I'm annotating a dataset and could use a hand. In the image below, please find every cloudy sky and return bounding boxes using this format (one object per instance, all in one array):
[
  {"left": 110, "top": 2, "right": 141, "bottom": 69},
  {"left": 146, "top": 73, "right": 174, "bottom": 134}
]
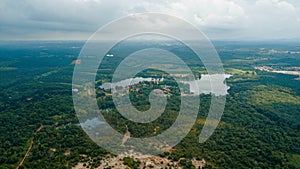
[{"left": 1, "top": 0, "right": 300, "bottom": 40}]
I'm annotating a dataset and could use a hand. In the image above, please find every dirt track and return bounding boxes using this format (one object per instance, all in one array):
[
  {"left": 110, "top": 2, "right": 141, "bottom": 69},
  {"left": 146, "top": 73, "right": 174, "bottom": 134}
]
[{"left": 16, "top": 124, "right": 44, "bottom": 169}]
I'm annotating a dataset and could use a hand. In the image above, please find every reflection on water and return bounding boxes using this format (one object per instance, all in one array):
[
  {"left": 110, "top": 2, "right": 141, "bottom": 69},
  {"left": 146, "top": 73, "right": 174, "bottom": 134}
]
[
  {"left": 100, "top": 77, "right": 162, "bottom": 90},
  {"left": 182, "top": 74, "right": 232, "bottom": 96},
  {"left": 83, "top": 74, "right": 232, "bottom": 132},
  {"left": 81, "top": 117, "right": 105, "bottom": 130},
  {"left": 99, "top": 74, "right": 232, "bottom": 96},
  {"left": 81, "top": 117, "right": 114, "bottom": 137}
]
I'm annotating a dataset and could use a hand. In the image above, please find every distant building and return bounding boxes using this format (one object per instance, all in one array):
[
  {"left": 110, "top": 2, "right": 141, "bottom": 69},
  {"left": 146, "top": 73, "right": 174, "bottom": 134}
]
[
  {"left": 72, "top": 88, "right": 79, "bottom": 92},
  {"left": 71, "top": 60, "right": 81, "bottom": 65},
  {"left": 153, "top": 89, "right": 164, "bottom": 94},
  {"left": 106, "top": 54, "right": 114, "bottom": 57}
]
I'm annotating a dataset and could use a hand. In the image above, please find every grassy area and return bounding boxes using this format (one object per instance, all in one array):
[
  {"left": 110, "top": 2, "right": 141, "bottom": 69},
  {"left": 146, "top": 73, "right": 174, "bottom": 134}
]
[
  {"left": 287, "top": 154, "right": 300, "bottom": 168},
  {"left": 225, "top": 68, "right": 256, "bottom": 76},
  {"left": 0, "top": 67, "right": 17, "bottom": 71},
  {"left": 35, "top": 69, "right": 59, "bottom": 79},
  {"left": 247, "top": 85, "right": 300, "bottom": 105}
]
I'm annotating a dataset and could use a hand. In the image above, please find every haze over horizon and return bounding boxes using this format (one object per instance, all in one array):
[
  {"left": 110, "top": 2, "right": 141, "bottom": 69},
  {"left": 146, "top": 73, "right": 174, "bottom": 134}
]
[{"left": 1, "top": 0, "right": 300, "bottom": 41}]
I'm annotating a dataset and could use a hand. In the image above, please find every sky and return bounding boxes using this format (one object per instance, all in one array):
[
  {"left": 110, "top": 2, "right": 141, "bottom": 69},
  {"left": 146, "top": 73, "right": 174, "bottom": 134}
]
[{"left": 0, "top": 0, "right": 300, "bottom": 40}]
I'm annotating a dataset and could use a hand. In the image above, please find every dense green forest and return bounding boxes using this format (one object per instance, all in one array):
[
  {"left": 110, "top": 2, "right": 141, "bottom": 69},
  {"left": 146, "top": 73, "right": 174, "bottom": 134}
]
[{"left": 0, "top": 41, "right": 299, "bottom": 168}]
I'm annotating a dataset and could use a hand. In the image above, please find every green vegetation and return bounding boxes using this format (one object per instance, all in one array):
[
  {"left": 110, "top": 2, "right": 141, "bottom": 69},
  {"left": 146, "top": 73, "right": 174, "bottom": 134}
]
[
  {"left": 225, "top": 68, "right": 256, "bottom": 76},
  {"left": 245, "top": 85, "right": 300, "bottom": 105},
  {"left": 287, "top": 154, "right": 300, "bottom": 168},
  {"left": 123, "top": 157, "right": 141, "bottom": 169},
  {"left": 0, "top": 41, "right": 299, "bottom": 168}
]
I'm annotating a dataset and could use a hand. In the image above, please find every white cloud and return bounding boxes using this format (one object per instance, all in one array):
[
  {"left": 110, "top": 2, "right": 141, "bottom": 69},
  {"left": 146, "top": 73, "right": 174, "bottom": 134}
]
[
  {"left": 126, "top": 0, "right": 247, "bottom": 28},
  {"left": 240, "top": 0, "right": 300, "bottom": 39},
  {"left": 129, "top": 0, "right": 300, "bottom": 39},
  {"left": 0, "top": 0, "right": 299, "bottom": 40},
  {"left": 166, "top": 0, "right": 246, "bottom": 28}
]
